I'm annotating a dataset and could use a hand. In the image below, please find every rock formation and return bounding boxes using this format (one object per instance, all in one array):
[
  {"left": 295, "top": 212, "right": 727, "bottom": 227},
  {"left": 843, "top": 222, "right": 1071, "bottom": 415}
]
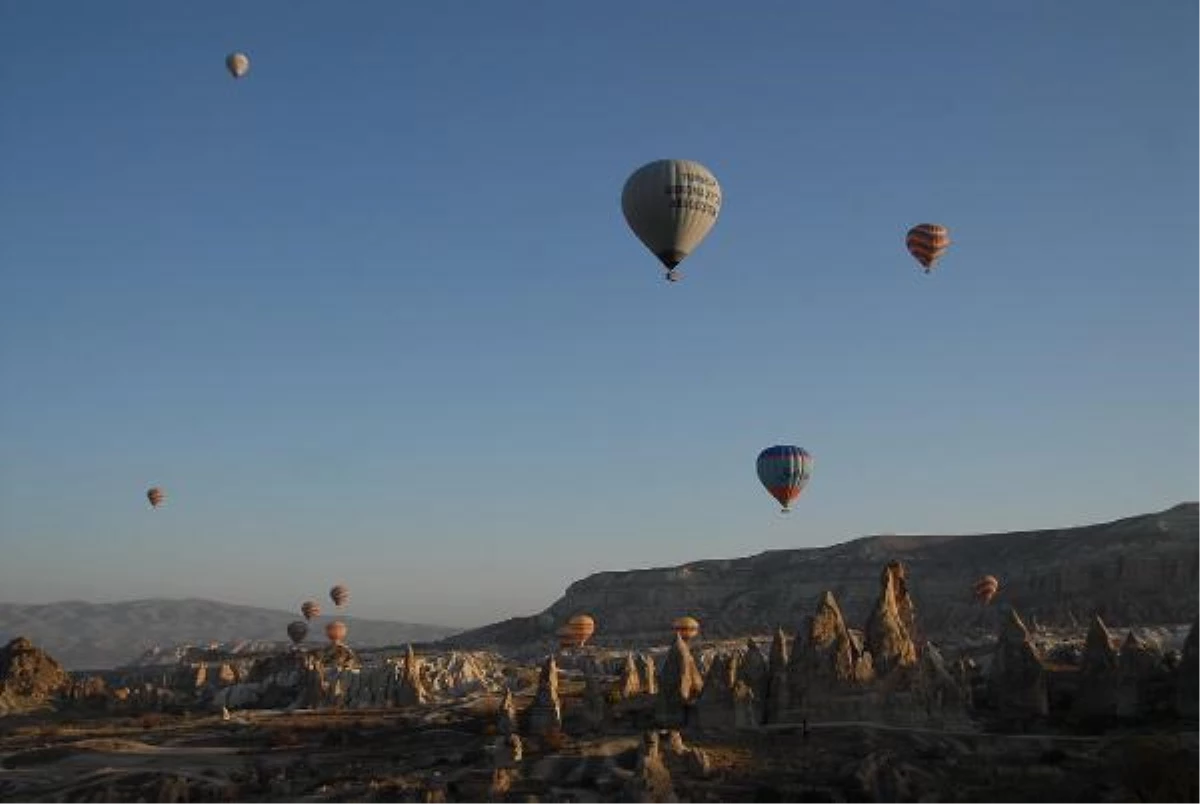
[
  {"left": 622, "top": 730, "right": 677, "bottom": 803},
  {"left": 1176, "top": 620, "right": 1198, "bottom": 720},
  {"left": 780, "top": 591, "right": 875, "bottom": 722},
  {"left": 1113, "top": 631, "right": 1163, "bottom": 719},
  {"left": 694, "top": 651, "right": 740, "bottom": 729},
  {"left": 736, "top": 637, "right": 768, "bottom": 724},
  {"left": 656, "top": 634, "right": 704, "bottom": 727},
  {"left": 397, "top": 644, "right": 429, "bottom": 705},
  {"left": 1074, "top": 615, "right": 1119, "bottom": 722},
  {"left": 618, "top": 652, "right": 643, "bottom": 698},
  {"left": 764, "top": 627, "right": 789, "bottom": 723},
  {"left": 639, "top": 652, "right": 658, "bottom": 696},
  {"left": 525, "top": 655, "right": 562, "bottom": 736},
  {"left": 580, "top": 656, "right": 607, "bottom": 730},
  {"left": 908, "top": 641, "right": 970, "bottom": 724},
  {"left": 496, "top": 687, "right": 518, "bottom": 735},
  {"left": 0, "top": 636, "right": 69, "bottom": 703},
  {"left": 491, "top": 732, "right": 523, "bottom": 769},
  {"left": 864, "top": 560, "right": 919, "bottom": 675},
  {"left": 988, "top": 608, "right": 1048, "bottom": 719}
]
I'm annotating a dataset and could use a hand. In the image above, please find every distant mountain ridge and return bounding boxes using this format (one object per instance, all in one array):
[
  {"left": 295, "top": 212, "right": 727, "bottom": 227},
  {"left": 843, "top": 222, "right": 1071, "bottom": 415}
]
[
  {"left": 0, "top": 598, "right": 457, "bottom": 670},
  {"left": 444, "top": 502, "right": 1200, "bottom": 650}
]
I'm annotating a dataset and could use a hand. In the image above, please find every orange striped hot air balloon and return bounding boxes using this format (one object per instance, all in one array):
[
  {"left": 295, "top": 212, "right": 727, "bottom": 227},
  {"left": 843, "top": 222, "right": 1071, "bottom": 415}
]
[
  {"left": 301, "top": 600, "right": 321, "bottom": 621},
  {"left": 672, "top": 616, "right": 701, "bottom": 641},
  {"left": 973, "top": 575, "right": 999, "bottom": 605},
  {"left": 558, "top": 614, "right": 596, "bottom": 648},
  {"left": 329, "top": 585, "right": 349, "bottom": 608},
  {"left": 905, "top": 223, "right": 951, "bottom": 274},
  {"left": 146, "top": 487, "right": 166, "bottom": 508},
  {"left": 325, "top": 620, "right": 347, "bottom": 645}
]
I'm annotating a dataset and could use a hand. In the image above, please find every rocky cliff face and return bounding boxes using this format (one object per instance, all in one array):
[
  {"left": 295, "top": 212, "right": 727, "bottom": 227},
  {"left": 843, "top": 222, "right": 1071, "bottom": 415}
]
[{"left": 445, "top": 503, "right": 1198, "bottom": 649}]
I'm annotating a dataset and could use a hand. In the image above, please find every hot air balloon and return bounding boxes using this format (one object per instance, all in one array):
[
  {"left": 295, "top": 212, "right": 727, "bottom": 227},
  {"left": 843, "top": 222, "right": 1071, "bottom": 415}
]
[
  {"left": 146, "top": 487, "right": 165, "bottom": 508},
  {"left": 287, "top": 620, "right": 308, "bottom": 645},
  {"left": 622, "top": 159, "right": 722, "bottom": 282},
  {"left": 325, "top": 620, "right": 347, "bottom": 645},
  {"left": 672, "top": 616, "right": 701, "bottom": 641},
  {"left": 301, "top": 600, "right": 321, "bottom": 621},
  {"left": 905, "top": 223, "right": 951, "bottom": 274},
  {"left": 225, "top": 52, "right": 250, "bottom": 79},
  {"left": 973, "top": 575, "right": 999, "bottom": 605},
  {"left": 755, "top": 445, "right": 813, "bottom": 513},
  {"left": 330, "top": 585, "right": 349, "bottom": 608},
  {"left": 558, "top": 614, "right": 596, "bottom": 649}
]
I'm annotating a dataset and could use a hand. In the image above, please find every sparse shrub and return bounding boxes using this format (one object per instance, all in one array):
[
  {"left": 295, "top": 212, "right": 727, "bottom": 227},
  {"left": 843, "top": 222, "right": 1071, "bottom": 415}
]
[
  {"left": 138, "top": 713, "right": 164, "bottom": 730},
  {"left": 543, "top": 727, "right": 568, "bottom": 752},
  {"left": 1117, "top": 736, "right": 1199, "bottom": 802},
  {"left": 267, "top": 728, "right": 304, "bottom": 749},
  {"left": 472, "top": 697, "right": 501, "bottom": 718}
]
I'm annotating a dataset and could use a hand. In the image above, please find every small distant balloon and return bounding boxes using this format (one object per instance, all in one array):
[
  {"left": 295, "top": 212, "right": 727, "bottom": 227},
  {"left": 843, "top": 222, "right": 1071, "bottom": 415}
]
[
  {"left": 622, "top": 159, "right": 722, "bottom": 283},
  {"left": 330, "top": 585, "right": 349, "bottom": 608},
  {"left": 287, "top": 620, "right": 308, "bottom": 645},
  {"left": 672, "top": 616, "right": 700, "bottom": 641},
  {"left": 325, "top": 620, "right": 347, "bottom": 645},
  {"left": 226, "top": 52, "right": 250, "bottom": 79},
  {"left": 973, "top": 575, "right": 999, "bottom": 605},
  {"left": 301, "top": 600, "right": 321, "bottom": 621},
  {"left": 146, "top": 487, "right": 165, "bottom": 508},
  {"left": 905, "top": 223, "right": 951, "bottom": 274},
  {"left": 755, "top": 445, "right": 813, "bottom": 513}
]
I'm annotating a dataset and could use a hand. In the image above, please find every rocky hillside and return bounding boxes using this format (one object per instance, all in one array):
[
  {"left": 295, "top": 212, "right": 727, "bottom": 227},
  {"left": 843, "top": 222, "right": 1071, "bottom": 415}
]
[
  {"left": 0, "top": 599, "right": 457, "bottom": 670},
  {"left": 446, "top": 503, "right": 1198, "bottom": 649}
]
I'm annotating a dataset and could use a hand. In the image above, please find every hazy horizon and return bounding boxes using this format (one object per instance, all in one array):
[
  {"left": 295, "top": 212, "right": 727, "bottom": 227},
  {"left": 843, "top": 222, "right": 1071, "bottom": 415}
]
[{"left": 1, "top": 1, "right": 1196, "bottom": 630}]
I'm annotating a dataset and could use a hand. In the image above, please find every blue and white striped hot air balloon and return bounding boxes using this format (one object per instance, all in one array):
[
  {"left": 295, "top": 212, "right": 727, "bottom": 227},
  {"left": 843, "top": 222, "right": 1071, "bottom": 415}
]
[{"left": 755, "top": 445, "right": 813, "bottom": 513}]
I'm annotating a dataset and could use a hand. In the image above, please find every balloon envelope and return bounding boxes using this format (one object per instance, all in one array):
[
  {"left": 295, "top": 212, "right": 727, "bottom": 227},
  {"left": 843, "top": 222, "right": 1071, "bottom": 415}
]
[
  {"left": 559, "top": 614, "right": 596, "bottom": 648},
  {"left": 330, "top": 585, "right": 349, "bottom": 607},
  {"left": 973, "top": 575, "right": 999, "bottom": 605},
  {"left": 755, "top": 446, "right": 813, "bottom": 512},
  {"left": 906, "top": 223, "right": 951, "bottom": 273},
  {"left": 325, "top": 620, "right": 347, "bottom": 644},
  {"left": 301, "top": 601, "right": 321, "bottom": 621},
  {"left": 287, "top": 621, "right": 308, "bottom": 645},
  {"left": 621, "top": 159, "right": 722, "bottom": 281},
  {"left": 672, "top": 616, "right": 700, "bottom": 641},
  {"left": 146, "top": 487, "right": 165, "bottom": 508},
  {"left": 226, "top": 52, "right": 250, "bottom": 79}
]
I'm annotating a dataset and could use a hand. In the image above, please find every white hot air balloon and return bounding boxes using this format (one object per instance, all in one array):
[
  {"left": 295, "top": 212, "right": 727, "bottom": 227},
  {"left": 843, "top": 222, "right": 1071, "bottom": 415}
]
[
  {"left": 226, "top": 52, "right": 250, "bottom": 79},
  {"left": 621, "top": 159, "right": 722, "bottom": 282}
]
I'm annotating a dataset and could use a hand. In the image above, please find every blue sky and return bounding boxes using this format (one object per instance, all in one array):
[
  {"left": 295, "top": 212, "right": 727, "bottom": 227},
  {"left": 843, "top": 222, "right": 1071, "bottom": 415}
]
[{"left": 1, "top": 1, "right": 1195, "bottom": 629}]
